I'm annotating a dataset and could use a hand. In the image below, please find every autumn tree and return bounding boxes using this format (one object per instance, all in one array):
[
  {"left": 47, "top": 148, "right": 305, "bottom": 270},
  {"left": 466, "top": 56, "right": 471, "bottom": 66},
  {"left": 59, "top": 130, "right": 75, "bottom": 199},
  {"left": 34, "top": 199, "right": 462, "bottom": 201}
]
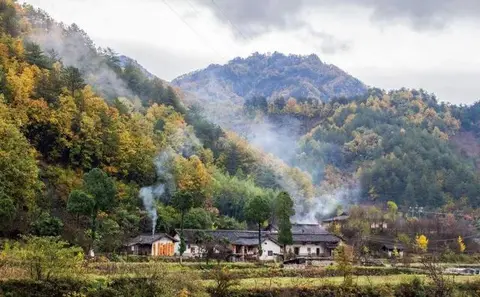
[
  {"left": 172, "top": 155, "right": 211, "bottom": 261},
  {"left": 67, "top": 168, "right": 116, "bottom": 253},
  {"left": 275, "top": 191, "right": 294, "bottom": 259},
  {"left": 457, "top": 236, "right": 466, "bottom": 253},
  {"left": 415, "top": 234, "right": 429, "bottom": 253},
  {"left": 0, "top": 115, "right": 40, "bottom": 235},
  {"left": 334, "top": 242, "right": 354, "bottom": 286},
  {"left": 387, "top": 201, "right": 398, "bottom": 222},
  {"left": 245, "top": 195, "right": 271, "bottom": 257}
]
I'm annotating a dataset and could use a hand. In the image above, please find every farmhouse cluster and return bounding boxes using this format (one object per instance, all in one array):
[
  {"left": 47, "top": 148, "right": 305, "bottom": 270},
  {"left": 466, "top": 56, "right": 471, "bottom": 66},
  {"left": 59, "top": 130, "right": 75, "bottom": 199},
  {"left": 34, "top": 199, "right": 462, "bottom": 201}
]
[{"left": 124, "top": 223, "right": 341, "bottom": 261}]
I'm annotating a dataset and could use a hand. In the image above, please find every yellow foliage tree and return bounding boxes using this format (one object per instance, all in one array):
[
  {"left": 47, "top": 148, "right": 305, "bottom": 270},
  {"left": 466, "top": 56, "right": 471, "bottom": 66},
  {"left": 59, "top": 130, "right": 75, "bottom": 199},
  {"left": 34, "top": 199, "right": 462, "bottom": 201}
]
[
  {"left": 457, "top": 236, "right": 466, "bottom": 253},
  {"left": 415, "top": 234, "right": 429, "bottom": 252}
]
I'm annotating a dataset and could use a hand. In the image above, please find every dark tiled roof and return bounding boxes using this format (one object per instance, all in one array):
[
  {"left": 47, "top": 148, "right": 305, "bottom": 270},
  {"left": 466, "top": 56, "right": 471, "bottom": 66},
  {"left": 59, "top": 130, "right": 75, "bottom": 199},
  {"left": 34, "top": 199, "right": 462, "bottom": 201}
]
[
  {"left": 269, "top": 233, "right": 340, "bottom": 244},
  {"left": 382, "top": 243, "right": 405, "bottom": 250},
  {"left": 291, "top": 224, "right": 330, "bottom": 234},
  {"left": 232, "top": 237, "right": 260, "bottom": 246},
  {"left": 181, "top": 229, "right": 263, "bottom": 243},
  {"left": 267, "top": 223, "right": 330, "bottom": 234},
  {"left": 322, "top": 215, "right": 350, "bottom": 223},
  {"left": 181, "top": 228, "right": 339, "bottom": 245},
  {"left": 125, "top": 233, "right": 177, "bottom": 246}
]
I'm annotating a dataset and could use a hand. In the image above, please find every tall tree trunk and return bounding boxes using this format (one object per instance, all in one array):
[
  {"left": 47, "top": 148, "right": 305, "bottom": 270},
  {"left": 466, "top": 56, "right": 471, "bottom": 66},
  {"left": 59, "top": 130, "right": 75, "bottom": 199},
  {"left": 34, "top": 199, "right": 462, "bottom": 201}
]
[
  {"left": 258, "top": 222, "right": 262, "bottom": 260},
  {"left": 180, "top": 211, "right": 185, "bottom": 264},
  {"left": 89, "top": 210, "right": 97, "bottom": 257}
]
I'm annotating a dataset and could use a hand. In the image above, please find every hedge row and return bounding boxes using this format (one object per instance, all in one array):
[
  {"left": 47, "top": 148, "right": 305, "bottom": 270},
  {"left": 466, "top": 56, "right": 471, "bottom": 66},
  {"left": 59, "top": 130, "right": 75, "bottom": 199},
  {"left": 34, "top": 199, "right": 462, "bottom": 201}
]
[
  {"left": 218, "top": 281, "right": 480, "bottom": 297},
  {"left": 3, "top": 278, "right": 480, "bottom": 297},
  {"left": 200, "top": 267, "right": 420, "bottom": 280},
  {"left": 0, "top": 278, "right": 163, "bottom": 297}
]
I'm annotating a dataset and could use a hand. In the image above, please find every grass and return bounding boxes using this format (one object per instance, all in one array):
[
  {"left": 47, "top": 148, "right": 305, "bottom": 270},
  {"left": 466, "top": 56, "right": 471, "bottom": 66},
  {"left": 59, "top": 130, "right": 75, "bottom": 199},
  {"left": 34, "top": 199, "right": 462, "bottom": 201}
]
[{"left": 203, "top": 275, "right": 480, "bottom": 289}]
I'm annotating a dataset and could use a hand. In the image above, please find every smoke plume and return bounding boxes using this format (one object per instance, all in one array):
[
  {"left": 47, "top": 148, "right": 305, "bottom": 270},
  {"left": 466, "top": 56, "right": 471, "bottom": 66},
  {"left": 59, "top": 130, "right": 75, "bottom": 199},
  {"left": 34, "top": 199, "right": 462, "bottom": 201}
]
[{"left": 139, "top": 125, "right": 202, "bottom": 234}]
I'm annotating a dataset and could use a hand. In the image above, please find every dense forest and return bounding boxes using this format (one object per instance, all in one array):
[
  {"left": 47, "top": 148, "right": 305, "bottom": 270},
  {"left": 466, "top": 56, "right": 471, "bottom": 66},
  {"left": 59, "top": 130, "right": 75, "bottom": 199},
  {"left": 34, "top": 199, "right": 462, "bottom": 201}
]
[
  {"left": 2, "top": 0, "right": 480, "bottom": 256},
  {"left": 0, "top": 1, "right": 311, "bottom": 253},
  {"left": 244, "top": 89, "right": 480, "bottom": 209}
]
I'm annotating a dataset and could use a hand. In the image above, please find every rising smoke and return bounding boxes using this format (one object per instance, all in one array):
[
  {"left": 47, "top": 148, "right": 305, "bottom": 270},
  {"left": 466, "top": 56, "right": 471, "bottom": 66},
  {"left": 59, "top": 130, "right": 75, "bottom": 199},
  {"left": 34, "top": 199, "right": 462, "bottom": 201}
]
[
  {"left": 139, "top": 151, "right": 174, "bottom": 235},
  {"left": 139, "top": 126, "right": 203, "bottom": 235},
  {"left": 188, "top": 93, "right": 357, "bottom": 223}
]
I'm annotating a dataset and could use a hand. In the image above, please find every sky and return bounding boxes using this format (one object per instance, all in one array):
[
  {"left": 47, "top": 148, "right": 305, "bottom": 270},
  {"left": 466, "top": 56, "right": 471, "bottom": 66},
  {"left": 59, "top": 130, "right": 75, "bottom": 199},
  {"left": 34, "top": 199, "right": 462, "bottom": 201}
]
[{"left": 22, "top": 0, "right": 480, "bottom": 105}]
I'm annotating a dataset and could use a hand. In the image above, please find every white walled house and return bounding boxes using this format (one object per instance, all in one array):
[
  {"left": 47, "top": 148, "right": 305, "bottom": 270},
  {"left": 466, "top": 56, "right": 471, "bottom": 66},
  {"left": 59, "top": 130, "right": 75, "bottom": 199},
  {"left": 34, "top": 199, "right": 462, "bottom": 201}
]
[
  {"left": 267, "top": 223, "right": 341, "bottom": 258},
  {"left": 259, "top": 238, "right": 282, "bottom": 261},
  {"left": 126, "top": 223, "right": 340, "bottom": 262}
]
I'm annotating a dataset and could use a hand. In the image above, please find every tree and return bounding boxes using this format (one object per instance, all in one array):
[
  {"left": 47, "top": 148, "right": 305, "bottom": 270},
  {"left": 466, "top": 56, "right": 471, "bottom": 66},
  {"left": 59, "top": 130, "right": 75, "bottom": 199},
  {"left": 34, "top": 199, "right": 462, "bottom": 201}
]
[
  {"left": 415, "top": 234, "right": 429, "bottom": 253},
  {"left": 334, "top": 242, "right": 354, "bottom": 286},
  {"left": 96, "top": 217, "right": 122, "bottom": 253},
  {"left": 30, "top": 212, "right": 63, "bottom": 236},
  {"left": 184, "top": 208, "right": 213, "bottom": 229},
  {"left": 0, "top": 117, "right": 40, "bottom": 235},
  {"left": 387, "top": 201, "right": 398, "bottom": 222},
  {"left": 172, "top": 190, "right": 198, "bottom": 262},
  {"left": 457, "top": 236, "right": 466, "bottom": 253},
  {"left": 275, "top": 191, "right": 294, "bottom": 259},
  {"left": 2, "top": 236, "right": 84, "bottom": 280},
  {"left": 62, "top": 66, "right": 85, "bottom": 96},
  {"left": 245, "top": 195, "right": 271, "bottom": 258},
  {"left": 67, "top": 168, "right": 116, "bottom": 252},
  {"left": 24, "top": 42, "right": 52, "bottom": 69}
]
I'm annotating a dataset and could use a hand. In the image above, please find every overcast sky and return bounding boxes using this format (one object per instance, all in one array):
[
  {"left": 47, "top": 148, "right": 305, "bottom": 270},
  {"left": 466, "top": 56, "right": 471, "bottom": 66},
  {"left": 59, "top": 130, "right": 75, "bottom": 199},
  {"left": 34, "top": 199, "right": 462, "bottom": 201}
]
[{"left": 23, "top": 0, "right": 480, "bottom": 105}]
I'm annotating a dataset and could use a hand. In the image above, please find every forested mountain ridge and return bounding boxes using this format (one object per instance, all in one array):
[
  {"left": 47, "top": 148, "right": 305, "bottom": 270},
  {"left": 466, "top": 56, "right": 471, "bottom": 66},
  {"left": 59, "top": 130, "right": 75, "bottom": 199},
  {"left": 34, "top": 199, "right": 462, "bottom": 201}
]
[
  {"left": 2, "top": 0, "right": 480, "bottom": 256},
  {"left": 0, "top": 1, "right": 315, "bottom": 252},
  {"left": 241, "top": 88, "right": 480, "bottom": 209},
  {"left": 172, "top": 52, "right": 368, "bottom": 103}
]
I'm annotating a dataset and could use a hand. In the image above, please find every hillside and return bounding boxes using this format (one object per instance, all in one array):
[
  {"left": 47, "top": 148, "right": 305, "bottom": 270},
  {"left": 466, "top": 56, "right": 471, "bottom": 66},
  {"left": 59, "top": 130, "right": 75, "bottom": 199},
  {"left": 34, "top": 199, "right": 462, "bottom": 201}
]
[
  {"left": 3, "top": 0, "right": 480, "bottom": 254},
  {"left": 172, "top": 52, "right": 367, "bottom": 102},
  {"left": 0, "top": 2, "right": 317, "bottom": 252},
  {"left": 239, "top": 87, "right": 480, "bottom": 209}
]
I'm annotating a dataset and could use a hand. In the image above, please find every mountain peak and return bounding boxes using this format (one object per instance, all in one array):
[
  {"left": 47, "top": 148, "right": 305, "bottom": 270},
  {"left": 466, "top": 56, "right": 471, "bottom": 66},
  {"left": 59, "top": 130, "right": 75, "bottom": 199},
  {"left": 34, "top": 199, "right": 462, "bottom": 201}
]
[{"left": 172, "top": 52, "right": 366, "bottom": 102}]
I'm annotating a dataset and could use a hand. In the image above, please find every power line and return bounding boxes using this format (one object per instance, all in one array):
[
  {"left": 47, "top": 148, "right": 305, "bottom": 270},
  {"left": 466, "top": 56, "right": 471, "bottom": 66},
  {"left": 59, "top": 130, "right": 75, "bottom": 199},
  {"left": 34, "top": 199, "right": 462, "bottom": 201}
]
[
  {"left": 185, "top": 0, "right": 202, "bottom": 16},
  {"left": 210, "top": 0, "right": 251, "bottom": 41},
  {"left": 160, "top": 0, "right": 224, "bottom": 58}
]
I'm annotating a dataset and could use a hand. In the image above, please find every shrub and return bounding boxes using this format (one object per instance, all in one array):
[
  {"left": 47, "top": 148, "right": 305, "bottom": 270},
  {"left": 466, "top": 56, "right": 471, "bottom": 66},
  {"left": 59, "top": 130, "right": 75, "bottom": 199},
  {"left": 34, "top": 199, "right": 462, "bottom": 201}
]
[
  {"left": 208, "top": 266, "right": 240, "bottom": 297},
  {"left": 2, "top": 236, "right": 84, "bottom": 280}
]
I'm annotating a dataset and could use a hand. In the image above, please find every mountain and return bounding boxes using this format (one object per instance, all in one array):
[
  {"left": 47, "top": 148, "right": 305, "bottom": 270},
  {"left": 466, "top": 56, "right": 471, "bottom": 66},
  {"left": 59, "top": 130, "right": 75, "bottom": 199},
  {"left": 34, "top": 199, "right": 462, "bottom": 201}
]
[
  {"left": 172, "top": 52, "right": 368, "bottom": 102},
  {"left": 118, "top": 55, "right": 156, "bottom": 80},
  {"left": 1, "top": 2, "right": 320, "bottom": 244}
]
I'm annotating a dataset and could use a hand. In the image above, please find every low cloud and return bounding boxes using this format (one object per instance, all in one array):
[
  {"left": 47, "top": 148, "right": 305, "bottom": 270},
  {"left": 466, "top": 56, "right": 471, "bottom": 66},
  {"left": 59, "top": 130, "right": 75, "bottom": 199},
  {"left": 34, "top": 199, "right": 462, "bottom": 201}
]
[{"left": 193, "top": 0, "right": 480, "bottom": 35}]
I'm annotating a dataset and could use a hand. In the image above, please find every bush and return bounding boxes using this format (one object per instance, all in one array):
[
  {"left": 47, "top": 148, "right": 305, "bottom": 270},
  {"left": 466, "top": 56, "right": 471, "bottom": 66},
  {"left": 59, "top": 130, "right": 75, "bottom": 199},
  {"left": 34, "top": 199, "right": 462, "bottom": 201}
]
[
  {"left": 0, "top": 279, "right": 87, "bottom": 297},
  {"left": 2, "top": 236, "right": 84, "bottom": 280}
]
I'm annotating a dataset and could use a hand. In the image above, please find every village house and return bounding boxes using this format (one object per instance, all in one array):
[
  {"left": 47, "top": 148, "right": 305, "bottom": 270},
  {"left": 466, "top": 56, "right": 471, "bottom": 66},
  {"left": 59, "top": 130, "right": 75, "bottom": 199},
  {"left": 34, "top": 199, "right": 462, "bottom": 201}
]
[
  {"left": 123, "top": 233, "right": 178, "bottom": 256},
  {"left": 179, "top": 229, "right": 281, "bottom": 261},
  {"left": 123, "top": 223, "right": 341, "bottom": 261},
  {"left": 322, "top": 212, "right": 388, "bottom": 231},
  {"left": 266, "top": 223, "right": 341, "bottom": 258},
  {"left": 321, "top": 212, "right": 350, "bottom": 228},
  {"left": 178, "top": 223, "right": 341, "bottom": 261},
  {"left": 381, "top": 243, "right": 405, "bottom": 258}
]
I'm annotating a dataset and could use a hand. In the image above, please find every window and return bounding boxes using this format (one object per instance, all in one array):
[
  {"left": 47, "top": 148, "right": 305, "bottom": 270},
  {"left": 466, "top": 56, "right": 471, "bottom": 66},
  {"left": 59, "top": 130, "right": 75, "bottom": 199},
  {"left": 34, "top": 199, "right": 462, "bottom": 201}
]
[
  {"left": 316, "top": 248, "right": 320, "bottom": 256},
  {"left": 191, "top": 247, "right": 196, "bottom": 254},
  {"left": 131, "top": 246, "right": 135, "bottom": 251},
  {"left": 268, "top": 250, "right": 273, "bottom": 256},
  {"left": 307, "top": 247, "right": 311, "bottom": 254},
  {"left": 294, "top": 247, "right": 300, "bottom": 255}
]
